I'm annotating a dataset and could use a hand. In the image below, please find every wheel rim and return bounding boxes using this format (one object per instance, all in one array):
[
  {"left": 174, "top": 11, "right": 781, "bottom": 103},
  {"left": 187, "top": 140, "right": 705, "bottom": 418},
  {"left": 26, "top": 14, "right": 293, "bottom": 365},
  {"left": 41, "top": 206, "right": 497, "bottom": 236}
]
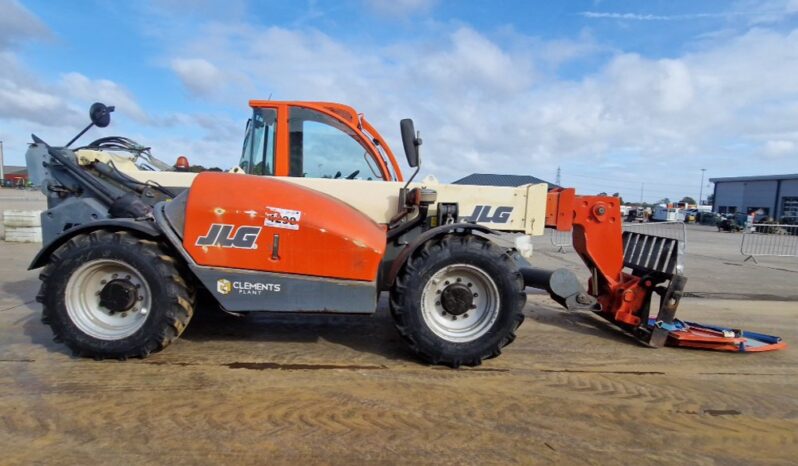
[
  {"left": 65, "top": 259, "right": 151, "bottom": 340},
  {"left": 421, "top": 264, "right": 501, "bottom": 343}
]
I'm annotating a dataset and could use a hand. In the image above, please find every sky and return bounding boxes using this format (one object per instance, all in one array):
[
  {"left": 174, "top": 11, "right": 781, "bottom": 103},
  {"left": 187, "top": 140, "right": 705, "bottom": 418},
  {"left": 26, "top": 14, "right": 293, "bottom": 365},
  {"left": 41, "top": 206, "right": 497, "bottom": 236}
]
[{"left": 1, "top": 0, "right": 798, "bottom": 203}]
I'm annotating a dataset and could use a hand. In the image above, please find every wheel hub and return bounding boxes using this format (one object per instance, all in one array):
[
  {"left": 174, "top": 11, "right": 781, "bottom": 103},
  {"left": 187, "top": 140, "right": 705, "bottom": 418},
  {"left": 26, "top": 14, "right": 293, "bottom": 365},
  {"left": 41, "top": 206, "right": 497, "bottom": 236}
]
[
  {"left": 66, "top": 259, "right": 152, "bottom": 340},
  {"left": 440, "top": 283, "right": 473, "bottom": 315},
  {"left": 420, "top": 264, "right": 501, "bottom": 343},
  {"left": 98, "top": 279, "right": 138, "bottom": 314}
]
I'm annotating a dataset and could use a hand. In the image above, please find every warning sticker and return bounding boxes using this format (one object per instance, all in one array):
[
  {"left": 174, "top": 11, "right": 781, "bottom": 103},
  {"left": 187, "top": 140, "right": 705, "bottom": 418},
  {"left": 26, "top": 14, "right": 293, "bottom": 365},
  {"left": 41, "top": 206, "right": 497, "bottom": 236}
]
[{"left": 265, "top": 207, "right": 302, "bottom": 230}]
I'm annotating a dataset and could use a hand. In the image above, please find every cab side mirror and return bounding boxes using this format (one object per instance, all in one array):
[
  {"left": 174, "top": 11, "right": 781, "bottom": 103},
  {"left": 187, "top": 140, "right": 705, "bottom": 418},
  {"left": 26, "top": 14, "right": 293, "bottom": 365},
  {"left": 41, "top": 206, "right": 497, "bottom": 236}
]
[
  {"left": 89, "top": 102, "right": 115, "bottom": 128},
  {"left": 400, "top": 118, "right": 422, "bottom": 168},
  {"left": 65, "top": 102, "right": 116, "bottom": 147}
]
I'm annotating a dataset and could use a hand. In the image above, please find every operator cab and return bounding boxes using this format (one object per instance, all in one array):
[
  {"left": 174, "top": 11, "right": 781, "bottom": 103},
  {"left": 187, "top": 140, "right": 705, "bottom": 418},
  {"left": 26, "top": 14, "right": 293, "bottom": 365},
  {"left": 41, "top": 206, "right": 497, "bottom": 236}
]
[{"left": 239, "top": 101, "right": 404, "bottom": 182}]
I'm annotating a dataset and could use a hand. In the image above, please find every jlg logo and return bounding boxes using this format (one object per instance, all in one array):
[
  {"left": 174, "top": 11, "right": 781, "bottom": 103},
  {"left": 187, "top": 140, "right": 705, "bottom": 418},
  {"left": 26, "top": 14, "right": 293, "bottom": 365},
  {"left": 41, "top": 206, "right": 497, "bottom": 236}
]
[
  {"left": 196, "top": 224, "right": 262, "bottom": 249},
  {"left": 461, "top": 205, "right": 513, "bottom": 224}
]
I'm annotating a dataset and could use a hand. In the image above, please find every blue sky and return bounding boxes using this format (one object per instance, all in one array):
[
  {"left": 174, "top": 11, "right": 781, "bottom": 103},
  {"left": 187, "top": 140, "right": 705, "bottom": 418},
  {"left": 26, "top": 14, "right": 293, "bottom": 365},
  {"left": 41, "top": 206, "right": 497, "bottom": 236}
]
[{"left": 2, "top": 0, "right": 798, "bottom": 202}]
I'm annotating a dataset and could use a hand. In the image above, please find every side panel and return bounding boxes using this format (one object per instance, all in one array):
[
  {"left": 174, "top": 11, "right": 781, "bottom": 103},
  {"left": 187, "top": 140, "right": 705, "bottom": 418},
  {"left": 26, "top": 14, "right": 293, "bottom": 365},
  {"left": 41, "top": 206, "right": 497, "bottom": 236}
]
[
  {"left": 189, "top": 265, "right": 377, "bottom": 313},
  {"left": 123, "top": 170, "right": 550, "bottom": 235},
  {"left": 182, "top": 172, "right": 386, "bottom": 282},
  {"left": 283, "top": 177, "right": 549, "bottom": 236}
]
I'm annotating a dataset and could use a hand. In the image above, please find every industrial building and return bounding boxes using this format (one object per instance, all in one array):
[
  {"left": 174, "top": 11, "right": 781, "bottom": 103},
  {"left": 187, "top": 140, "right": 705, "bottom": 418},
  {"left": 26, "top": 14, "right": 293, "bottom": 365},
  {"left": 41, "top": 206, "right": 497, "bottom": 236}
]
[
  {"left": 710, "top": 174, "right": 798, "bottom": 220},
  {"left": 2, "top": 165, "right": 29, "bottom": 187},
  {"left": 453, "top": 173, "right": 558, "bottom": 189}
]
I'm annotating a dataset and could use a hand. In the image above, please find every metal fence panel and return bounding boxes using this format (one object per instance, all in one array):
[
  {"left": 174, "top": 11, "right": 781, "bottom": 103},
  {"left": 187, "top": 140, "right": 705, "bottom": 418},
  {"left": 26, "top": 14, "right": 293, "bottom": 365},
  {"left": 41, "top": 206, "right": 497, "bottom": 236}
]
[
  {"left": 622, "top": 221, "right": 687, "bottom": 253},
  {"left": 741, "top": 224, "right": 798, "bottom": 262},
  {"left": 549, "top": 221, "right": 687, "bottom": 254},
  {"left": 550, "top": 228, "right": 573, "bottom": 253}
]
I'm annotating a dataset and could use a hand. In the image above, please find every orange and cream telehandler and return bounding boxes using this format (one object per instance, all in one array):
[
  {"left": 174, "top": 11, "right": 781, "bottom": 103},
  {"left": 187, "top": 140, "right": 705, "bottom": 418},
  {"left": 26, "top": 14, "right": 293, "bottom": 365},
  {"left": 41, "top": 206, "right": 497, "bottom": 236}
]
[{"left": 24, "top": 101, "right": 785, "bottom": 367}]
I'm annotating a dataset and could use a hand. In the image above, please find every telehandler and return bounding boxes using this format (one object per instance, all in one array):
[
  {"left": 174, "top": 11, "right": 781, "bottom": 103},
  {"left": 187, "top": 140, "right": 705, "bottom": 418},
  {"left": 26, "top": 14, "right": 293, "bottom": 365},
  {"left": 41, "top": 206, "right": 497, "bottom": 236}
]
[{"left": 24, "top": 102, "right": 784, "bottom": 366}]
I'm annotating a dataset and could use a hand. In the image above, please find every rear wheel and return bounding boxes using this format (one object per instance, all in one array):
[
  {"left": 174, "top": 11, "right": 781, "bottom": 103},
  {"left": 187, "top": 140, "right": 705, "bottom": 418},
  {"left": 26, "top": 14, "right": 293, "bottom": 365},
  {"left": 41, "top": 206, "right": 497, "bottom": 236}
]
[
  {"left": 37, "top": 230, "right": 194, "bottom": 359},
  {"left": 390, "top": 234, "right": 526, "bottom": 367}
]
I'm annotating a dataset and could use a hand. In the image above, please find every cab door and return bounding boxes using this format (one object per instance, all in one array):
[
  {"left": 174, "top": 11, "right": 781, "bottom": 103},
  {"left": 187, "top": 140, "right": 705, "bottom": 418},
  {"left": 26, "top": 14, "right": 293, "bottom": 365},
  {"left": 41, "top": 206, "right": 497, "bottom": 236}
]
[
  {"left": 285, "top": 105, "right": 389, "bottom": 181},
  {"left": 239, "top": 106, "right": 278, "bottom": 176}
]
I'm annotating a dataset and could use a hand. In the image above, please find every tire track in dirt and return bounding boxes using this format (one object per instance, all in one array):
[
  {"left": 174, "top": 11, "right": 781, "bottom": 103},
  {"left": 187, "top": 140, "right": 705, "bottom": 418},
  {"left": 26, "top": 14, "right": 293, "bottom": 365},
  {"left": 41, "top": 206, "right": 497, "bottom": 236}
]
[{"left": 3, "top": 294, "right": 798, "bottom": 464}]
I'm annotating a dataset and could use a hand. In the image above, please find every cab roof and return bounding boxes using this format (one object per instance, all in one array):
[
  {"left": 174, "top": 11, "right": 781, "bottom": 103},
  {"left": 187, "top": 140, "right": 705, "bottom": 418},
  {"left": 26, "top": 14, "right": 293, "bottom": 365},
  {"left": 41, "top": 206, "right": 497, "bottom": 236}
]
[{"left": 248, "top": 100, "right": 360, "bottom": 124}]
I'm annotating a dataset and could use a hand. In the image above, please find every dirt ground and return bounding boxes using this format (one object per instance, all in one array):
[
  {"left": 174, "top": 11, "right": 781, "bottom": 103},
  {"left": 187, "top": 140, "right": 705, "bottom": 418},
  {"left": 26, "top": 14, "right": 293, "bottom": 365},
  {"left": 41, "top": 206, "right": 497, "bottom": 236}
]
[{"left": 2, "top": 189, "right": 798, "bottom": 464}]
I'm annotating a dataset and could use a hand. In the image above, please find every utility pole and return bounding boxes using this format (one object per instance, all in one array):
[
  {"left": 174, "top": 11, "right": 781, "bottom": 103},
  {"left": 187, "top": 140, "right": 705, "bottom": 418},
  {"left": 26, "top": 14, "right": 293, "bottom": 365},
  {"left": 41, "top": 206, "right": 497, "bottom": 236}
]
[
  {"left": 556, "top": 166, "right": 561, "bottom": 186},
  {"left": 0, "top": 140, "right": 4, "bottom": 182},
  {"left": 699, "top": 168, "right": 706, "bottom": 205}
]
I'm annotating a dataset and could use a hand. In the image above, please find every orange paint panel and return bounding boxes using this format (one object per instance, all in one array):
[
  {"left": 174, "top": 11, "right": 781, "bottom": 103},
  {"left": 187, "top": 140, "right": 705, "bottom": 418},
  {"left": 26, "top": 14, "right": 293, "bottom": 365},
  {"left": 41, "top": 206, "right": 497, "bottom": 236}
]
[
  {"left": 183, "top": 172, "right": 386, "bottom": 282},
  {"left": 545, "top": 188, "right": 576, "bottom": 231},
  {"left": 361, "top": 117, "right": 403, "bottom": 181},
  {"left": 275, "top": 103, "right": 289, "bottom": 176}
]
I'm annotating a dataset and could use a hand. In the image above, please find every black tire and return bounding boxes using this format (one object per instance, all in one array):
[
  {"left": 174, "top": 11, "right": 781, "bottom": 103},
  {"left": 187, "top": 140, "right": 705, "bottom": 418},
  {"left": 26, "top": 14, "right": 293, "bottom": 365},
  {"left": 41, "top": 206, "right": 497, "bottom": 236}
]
[
  {"left": 390, "top": 234, "right": 526, "bottom": 367},
  {"left": 37, "top": 230, "right": 194, "bottom": 360}
]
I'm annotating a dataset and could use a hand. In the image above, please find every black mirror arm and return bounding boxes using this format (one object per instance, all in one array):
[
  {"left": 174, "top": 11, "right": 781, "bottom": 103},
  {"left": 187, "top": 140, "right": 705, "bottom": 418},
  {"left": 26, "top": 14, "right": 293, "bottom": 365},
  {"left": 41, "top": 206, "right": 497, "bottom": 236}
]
[
  {"left": 403, "top": 134, "right": 422, "bottom": 190},
  {"left": 403, "top": 165, "right": 421, "bottom": 190},
  {"left": 68, "top": 103, "right": 115, "bottom": 147},
  {"left": 65, "top": 122, "right": 95, "bottom": 148}
]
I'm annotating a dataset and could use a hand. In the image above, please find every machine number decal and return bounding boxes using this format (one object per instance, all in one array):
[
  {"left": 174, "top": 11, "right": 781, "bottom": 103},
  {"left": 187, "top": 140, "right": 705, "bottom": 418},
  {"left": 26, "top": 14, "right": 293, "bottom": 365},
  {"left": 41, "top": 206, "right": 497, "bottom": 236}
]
[
  {"left": 460, "top": 205, "right": 514, "bottom": 224},
  {"left": 265, "top": 206, "right": 302, "bottom": 230},
  {"left": 196, "top": 224, "right": 262, "bottom": 249}
]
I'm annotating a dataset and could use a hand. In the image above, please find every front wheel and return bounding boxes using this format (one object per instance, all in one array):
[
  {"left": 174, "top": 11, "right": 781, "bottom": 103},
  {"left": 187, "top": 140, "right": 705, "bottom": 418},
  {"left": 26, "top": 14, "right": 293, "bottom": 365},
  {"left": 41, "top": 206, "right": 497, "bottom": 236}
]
[
  {"left": 390, "top": 234, "right": 526, "bottom": 367},
  {"left": 37, "top": 230, "right": 194, "bottom": 359}
]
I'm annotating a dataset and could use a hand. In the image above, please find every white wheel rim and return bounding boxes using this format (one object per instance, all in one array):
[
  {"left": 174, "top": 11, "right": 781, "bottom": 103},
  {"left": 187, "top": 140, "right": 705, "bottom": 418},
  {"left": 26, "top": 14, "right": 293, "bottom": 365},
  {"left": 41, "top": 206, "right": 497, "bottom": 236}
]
[
  {"left": 65, "top": 259, "right": 151, "bottom": 340},
  {"left": 420, "top": 264, "right": 500, "bottom": 343}
]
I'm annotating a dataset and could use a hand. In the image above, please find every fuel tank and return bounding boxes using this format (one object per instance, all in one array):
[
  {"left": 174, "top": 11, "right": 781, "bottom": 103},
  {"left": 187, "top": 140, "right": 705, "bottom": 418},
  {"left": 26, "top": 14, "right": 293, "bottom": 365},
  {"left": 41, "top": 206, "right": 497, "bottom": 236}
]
[{"left": 182, "top": 172, "right": 386, "bottom": 282}]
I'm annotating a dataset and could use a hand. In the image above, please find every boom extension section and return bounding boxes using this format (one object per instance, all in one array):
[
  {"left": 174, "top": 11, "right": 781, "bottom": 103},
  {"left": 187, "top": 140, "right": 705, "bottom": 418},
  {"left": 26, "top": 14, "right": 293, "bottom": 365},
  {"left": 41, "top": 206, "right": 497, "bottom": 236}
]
[{"left": 523, "top": 188, "right": 785, "bottom": 352}]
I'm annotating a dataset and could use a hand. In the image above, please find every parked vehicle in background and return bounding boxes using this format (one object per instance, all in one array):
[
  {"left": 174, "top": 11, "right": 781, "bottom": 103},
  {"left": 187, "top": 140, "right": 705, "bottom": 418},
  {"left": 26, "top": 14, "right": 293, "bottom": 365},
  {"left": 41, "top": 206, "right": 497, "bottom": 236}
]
[
  {"left": 625, "top": 208, "right": 645, "bottom": 223},
  {"left": 717, "top": 213, "right": 744, "bottom": 232},
  {"left": 780, "top": 217, "right": 798, "bottom": 236},
  {"left": 699, "top": 211, "right": 721, "bottom": 225},
  {"left": 652, "top": 205, "right": 686, "bottom": 222}
]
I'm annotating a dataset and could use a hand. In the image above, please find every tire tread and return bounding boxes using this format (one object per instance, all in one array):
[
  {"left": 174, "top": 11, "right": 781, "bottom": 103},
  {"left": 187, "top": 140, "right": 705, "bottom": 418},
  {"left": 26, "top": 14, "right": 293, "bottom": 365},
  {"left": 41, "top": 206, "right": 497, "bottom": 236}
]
[
  {"left": 39, "top": 230, "right": 193, "bottom": 360},
  {"left": 390, "top": 233, "right": 526, "bottom": 367}
]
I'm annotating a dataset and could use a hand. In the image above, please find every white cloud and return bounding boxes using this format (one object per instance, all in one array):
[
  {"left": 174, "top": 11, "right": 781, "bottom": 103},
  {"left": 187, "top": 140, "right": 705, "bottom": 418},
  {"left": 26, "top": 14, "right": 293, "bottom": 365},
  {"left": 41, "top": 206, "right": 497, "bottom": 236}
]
[
  {"left": 764, "top": 139, "right": 796, "bottom": 156},
  {"left": 0, "top": 0, "right": 51, "bottom": 47},
  {"left": 0, "top": 2, "right": 72, "bottom": 126},
  {"left": 742, "top": 0, "right": 798, "bottom": 24},
  {"left": 0, "top": 76, "right": 64, "bottom": 121},
  {"left": 580, "top": 11, "right": 729, "bottom": 21},
  {"left": 151, "top": 20, "right": 798, "bottom": 199},
  {"left": 170, "top": 58, "right": 225, "bottom": 96},
  {"left": 61, "top": 72, "right": 148, "bottom": 123},
  {"left": 0, "top": 2, "right": 150, "bottom": 163},
  {"left": 413, "top": 27, "right": 534, "bottom": 95},
  {"left": 4, "top": 0, "right": 798, "bottom": 201},
  {"left": 583, "top": 1, "right": 798, "bottom": 24},
  {"left": 365, "top": 0, "right": 438, "bottom": 17}
]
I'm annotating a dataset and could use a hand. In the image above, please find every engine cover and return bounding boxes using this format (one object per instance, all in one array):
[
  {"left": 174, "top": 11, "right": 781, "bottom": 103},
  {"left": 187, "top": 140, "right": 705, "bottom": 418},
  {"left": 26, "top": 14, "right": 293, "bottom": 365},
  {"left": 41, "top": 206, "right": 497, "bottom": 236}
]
[{"left": 182, "top": 172, "right": 386, "bottom": 282}]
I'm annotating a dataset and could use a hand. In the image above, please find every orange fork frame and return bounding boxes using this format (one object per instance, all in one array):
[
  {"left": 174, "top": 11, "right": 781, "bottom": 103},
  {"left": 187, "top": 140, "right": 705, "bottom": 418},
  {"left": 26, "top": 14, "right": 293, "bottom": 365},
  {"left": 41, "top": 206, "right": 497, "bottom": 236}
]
[
  {"left": 545, "top": 188, "right": 660, "bottom": 331},
  {"left": 543, "top": 188, "right": 789, "bottom": 352}
]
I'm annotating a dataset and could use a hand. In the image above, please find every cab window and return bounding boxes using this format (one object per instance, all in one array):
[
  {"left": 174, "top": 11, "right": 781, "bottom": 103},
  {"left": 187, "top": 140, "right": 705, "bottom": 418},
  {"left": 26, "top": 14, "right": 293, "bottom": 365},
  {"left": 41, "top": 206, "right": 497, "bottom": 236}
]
[
  {"left": 288, "top": 107, "right": 383, "bottom": 180},
  {"left": 240, "top": 108, "right": 276, "bottom": 175}
]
